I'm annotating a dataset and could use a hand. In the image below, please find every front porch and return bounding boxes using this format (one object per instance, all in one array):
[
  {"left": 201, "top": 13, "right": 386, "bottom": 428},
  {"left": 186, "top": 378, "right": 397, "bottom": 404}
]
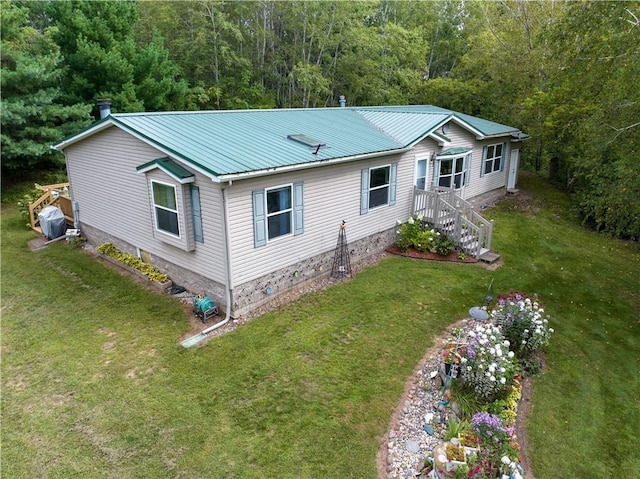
[{"left": 412, "top": 187, "right": 498, "bottom": 262}]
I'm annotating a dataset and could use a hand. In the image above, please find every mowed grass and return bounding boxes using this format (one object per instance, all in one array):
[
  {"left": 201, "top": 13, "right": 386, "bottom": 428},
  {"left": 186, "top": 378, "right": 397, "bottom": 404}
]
[{"left": 2, "top": 173, "right": 639, "bottom": 478}]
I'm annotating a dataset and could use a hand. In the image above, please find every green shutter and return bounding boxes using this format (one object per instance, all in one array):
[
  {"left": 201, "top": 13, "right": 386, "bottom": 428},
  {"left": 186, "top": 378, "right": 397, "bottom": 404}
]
[
  {"left": 360, "top": 168, "right": 369, "bottom": 215},
  {"left": 252, "top": 189, "right": 266, "bottom": 247},
  {"left": 293, "top": 182, "right": 304, "bottom": 235},
  {"left": 190, "top": 185, "right": 203, "bottom": 243}
]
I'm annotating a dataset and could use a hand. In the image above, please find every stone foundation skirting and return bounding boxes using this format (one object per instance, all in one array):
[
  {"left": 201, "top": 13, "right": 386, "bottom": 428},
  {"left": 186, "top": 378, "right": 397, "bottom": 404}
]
[
  {"left": 78, "top": 223, "right": 396, "bottom": 318},
  {"left": 466, "top": 187, "right": 507, "bottom": 209}
]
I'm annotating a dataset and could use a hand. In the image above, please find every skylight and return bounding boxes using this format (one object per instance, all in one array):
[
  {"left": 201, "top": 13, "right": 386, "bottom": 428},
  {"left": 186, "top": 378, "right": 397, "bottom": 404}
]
[{"left": 287, "top": 134, "right": 328, "bottom": 154}]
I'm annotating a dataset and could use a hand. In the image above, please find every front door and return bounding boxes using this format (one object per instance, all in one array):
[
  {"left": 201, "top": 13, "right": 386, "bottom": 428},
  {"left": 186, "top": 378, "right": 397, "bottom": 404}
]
[{"left": 507, "top": 148, "right": 519, "bottom": 190}]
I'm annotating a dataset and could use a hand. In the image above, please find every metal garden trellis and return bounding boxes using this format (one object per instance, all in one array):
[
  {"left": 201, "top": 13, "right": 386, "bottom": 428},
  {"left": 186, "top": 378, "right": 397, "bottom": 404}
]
[{"left": 331, "top": 220, "right": 352, "bottom": 280}]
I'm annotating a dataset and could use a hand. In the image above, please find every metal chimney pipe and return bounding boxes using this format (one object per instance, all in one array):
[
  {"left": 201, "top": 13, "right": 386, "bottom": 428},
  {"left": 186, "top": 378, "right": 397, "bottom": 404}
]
[
  {"left": 97, "top": 99, "right": 112, "bottom": 119},
  {"left": 339, "top": 95, "right": 346, "bottom": 108}
]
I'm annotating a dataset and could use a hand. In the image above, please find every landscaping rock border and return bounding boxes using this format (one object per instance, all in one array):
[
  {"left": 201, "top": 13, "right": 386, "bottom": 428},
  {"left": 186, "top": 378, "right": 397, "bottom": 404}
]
[{"left": 377, "top": 318, "right": 537, "bottom": 479}]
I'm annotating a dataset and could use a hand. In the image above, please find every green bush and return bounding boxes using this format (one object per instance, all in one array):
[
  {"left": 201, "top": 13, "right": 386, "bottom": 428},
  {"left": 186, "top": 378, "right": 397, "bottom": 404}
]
[
  {"left": 96, "top": 243, "right": 169, "bottom": 283},
  {"left": 396, "top": 214, "right": 439, "bottom": 253},
  {"left": 433, "top": 233, "right": 456, "bottom": 256}
]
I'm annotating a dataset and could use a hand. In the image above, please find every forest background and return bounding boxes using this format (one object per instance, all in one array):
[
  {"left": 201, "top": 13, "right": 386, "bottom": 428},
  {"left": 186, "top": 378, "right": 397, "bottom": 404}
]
[{"left": 1, "top": 0, "right": 638, "bottom": 239}]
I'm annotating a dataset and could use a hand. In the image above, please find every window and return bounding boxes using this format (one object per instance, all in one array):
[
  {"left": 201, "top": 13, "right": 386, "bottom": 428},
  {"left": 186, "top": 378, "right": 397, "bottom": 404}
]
[
  {"left": 482, "top": 142, "right": 507, "bottom": 176},
  {"left": 152, "top": 181, "right": 179, "bottom": 236},
  {"left": 438, "top": 157, "right": 465, "bottom": 189},
  {"left": 360, "top": 163, "right": 397, "bottom": 214},
  {"left": 267, "top": 185, "right": 292, "bottom": 239},
  {"left": 253, "top": 182, "right": 304, "bottom": 247},
  {"left": 433, "top": 153, "right": 472, "bottom": 190},
  {"left": 369, "top": 166, "right": 390, "bottom": 208}
]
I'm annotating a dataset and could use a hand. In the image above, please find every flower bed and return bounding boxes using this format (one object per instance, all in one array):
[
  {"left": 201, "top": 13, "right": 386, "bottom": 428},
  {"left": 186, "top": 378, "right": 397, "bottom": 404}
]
[
  {"left": 417, "top": 291, "right": 552, "bottom": 479},
  {"left": 96, "top": 243, "right": 172, "bottom": 291}
]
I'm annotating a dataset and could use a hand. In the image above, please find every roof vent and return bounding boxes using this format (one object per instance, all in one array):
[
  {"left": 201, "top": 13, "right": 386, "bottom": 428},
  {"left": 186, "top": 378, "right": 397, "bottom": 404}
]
[{"left": 287, "top": 134, "right": 328, "bottom": 154}]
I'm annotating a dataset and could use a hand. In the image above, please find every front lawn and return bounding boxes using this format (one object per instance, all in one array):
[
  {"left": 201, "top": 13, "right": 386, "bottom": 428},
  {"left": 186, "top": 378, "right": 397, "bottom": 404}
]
[{"left": 2, "top": 173, "right": 639, "bottom": 478}]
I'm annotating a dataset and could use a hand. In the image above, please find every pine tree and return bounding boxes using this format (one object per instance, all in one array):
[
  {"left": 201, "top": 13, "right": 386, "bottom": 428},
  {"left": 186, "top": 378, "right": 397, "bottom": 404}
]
[{"left": 1, "top": 2, "right": 91, "bottom": 175}]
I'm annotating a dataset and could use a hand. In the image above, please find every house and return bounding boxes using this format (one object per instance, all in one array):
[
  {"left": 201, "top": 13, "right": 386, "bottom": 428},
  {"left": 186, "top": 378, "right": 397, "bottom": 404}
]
[{"left": 53, "top": 104, "right": 527, "bottom": 317}]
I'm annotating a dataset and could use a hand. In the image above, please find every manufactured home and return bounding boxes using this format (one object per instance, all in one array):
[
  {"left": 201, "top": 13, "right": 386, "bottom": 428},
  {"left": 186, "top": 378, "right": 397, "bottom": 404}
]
[{"left": 53, "top": 104, "right": 527, "bottom": 317}]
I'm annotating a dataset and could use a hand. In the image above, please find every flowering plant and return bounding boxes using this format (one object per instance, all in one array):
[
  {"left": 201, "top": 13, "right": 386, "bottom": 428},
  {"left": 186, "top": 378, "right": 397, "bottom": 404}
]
[
  {"left": 471, "top": 412, "right": 513, "bottom": 448},
  {"left": 490, "top": 292, "right": 553, "bottom": 358},
  {"left": 395, "top": 214, "right": 441, "bottom": 253},
  {"left": 442, "top": 344, "right": 461, "bottom": 364},
  {"left": 460, "top": 324, "right": 518, "bottom": 400}
]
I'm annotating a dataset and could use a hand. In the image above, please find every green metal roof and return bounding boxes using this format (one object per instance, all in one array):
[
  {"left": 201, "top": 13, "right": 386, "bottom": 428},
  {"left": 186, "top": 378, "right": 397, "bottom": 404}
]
[
  {"left": 136, "top": 157, "right": 195, "bottom": 183},
  {"left": 53, "top": 105, "right": 524, "bottom": 180},
  {"left": 437, "top": 147, "right": 472, "bottom": 157}
]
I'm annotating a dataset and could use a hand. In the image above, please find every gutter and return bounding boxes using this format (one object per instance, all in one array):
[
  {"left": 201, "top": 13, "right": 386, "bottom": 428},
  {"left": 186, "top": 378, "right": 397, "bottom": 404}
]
[
  {"left": 214, "top": 147, "right": 413, "bottom": 183},
  {"left": 180, "top": 180, "right": 234, "bottom": 347},
  {"left": 199, "top": 180, "right": 234, "bottom": 335}
]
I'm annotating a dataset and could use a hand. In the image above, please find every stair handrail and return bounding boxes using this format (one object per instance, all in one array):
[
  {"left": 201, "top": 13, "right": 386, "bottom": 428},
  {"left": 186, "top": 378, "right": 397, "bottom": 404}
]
[
  {"left": 28, "top": 182, "right": 71, "bottom": 231},
  {"left": 29, "top": 190, "right": 54, "bottom": 230}
]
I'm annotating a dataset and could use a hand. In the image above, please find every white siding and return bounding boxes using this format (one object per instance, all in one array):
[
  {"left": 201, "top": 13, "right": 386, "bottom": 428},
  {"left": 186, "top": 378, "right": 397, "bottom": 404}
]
[
  {"left": 65, "top": 127, "right": 226, "bottom": 283},
  {"left": 227, "top": 152, "right": 417, "bottom": 285}
]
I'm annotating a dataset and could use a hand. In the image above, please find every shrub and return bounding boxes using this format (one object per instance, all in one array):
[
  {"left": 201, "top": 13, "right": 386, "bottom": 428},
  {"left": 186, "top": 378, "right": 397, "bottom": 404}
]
[
  {"left": 459, "top": 323, "right": 518, "bottom": 401},
  {"left": 96, "top": 243, "right": 170, "bottom": 283},
  {"left": 395, "top": 215, "right": 422, "bottom": 251},
  {"left": 490, "top": 292, "right": 554, "bottom": 358},
  {"left": 433, "top": 233, "right": 456, "bottom": 255},
  {"left": 396, "top": 214, "right": 438, "bottom": 253}
]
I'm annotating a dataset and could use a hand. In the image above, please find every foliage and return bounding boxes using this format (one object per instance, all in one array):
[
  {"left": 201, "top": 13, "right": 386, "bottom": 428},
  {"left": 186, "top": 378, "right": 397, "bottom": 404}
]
[
  {"left": 459, "top": 324, "right": 518, "bottom": 400},
  {"left": 444, "top": 417, "right": 470, "bottom": 442},
  {"left": 15, "top": 186, "right": 42, "bottom": 229},
  {"left": 396, "top": 214, "right": 436, "bottom": 253},
  {"left": 433, "top": 233, "right": 456, "bottom": 256},
  {"left": 481, "top": 379, "right": 522, "bottom": 427},
  {"left": 45, "top": 0, "right": 190, "bottom": 112},
  {"left": 490, "top": 292, "right": 554, "bottom": 358},
  {"left": 0, "top": 1, "right": 91, "bottom": 176},
  {"left": 96, "top": 242, "right": 169, "bottom": 284},
  {"left": 395, "top": 215, "right": 458, "bottom": 255}
]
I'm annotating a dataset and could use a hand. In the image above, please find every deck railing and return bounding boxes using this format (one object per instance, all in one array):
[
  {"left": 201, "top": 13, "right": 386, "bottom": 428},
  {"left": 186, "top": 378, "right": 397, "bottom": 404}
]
[
  {"left": 28, "top": 183, "right": 74, "bottom": 233},
  {"left": 412, "top": 187, "right": 493, "bottom": 259}
]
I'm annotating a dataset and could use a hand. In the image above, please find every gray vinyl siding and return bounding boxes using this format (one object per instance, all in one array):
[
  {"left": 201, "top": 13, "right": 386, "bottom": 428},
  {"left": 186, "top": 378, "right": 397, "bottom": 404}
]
[
  {"left": 417, "top": 123, "right": 510, "bottom": 201},
  {"left": 64, "top": 127, "right": 226, "bottom": 284},
  {"left": 227, "top": 151, "right": 415, "bottom": 285}
]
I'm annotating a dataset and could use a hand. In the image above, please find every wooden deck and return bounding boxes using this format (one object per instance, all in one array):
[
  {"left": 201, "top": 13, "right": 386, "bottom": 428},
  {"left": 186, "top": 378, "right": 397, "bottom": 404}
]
[{"left": 28, "top": 183, "right": 75, "bottom": 234}]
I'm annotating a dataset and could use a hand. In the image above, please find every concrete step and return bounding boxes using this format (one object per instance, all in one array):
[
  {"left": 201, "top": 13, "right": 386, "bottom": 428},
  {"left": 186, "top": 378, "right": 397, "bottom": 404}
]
[{"left": 479, "top": 250, "right": 501, "bottom": 264}]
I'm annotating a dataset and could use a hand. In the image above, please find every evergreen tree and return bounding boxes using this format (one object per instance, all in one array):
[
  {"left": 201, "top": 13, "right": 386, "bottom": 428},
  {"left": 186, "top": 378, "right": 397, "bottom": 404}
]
[
  {"left": 47, "top": 0, "right": 190, "bottom": 113},
  {"left": 0, "top": 2, "right": 91, "bottom": 175}
]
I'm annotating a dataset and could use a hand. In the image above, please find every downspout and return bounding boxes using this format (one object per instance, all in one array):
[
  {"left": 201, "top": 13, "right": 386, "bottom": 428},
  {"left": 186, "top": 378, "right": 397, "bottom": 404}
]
[{"left": 200, "top": 180, "right": 234, "bottom": 334}]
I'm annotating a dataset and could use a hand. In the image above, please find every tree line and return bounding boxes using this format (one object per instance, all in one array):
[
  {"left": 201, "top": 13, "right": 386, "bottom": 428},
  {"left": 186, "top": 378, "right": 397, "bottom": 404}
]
[{"left": 2, "top": 0, "right": 638, "bottom": 239}]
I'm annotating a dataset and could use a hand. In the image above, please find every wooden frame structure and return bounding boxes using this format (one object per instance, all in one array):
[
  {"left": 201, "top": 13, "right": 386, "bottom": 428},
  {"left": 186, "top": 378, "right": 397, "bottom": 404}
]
[{"left": 28, "top": 183, "right": 75, "bottom": 234}]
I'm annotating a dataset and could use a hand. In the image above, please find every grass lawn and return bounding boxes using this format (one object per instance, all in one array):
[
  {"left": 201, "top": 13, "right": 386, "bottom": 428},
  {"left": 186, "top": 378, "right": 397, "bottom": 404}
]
[{"left": 2, "top": 173, "right": 639, "bottom": 478}]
